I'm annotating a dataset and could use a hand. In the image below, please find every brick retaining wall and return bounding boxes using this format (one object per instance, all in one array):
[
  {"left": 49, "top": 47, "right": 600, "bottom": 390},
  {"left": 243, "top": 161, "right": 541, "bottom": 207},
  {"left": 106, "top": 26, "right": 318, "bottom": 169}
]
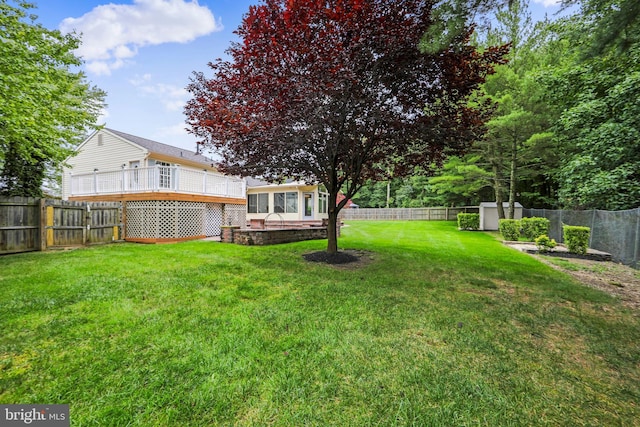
[{"left": 229, "top": 227, "right": 327, "bottom": 245}]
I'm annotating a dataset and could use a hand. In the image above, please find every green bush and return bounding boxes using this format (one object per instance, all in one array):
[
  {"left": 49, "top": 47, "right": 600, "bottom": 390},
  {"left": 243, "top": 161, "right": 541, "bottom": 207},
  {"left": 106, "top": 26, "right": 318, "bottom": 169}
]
[
  {"left": 457, "top": 213, "right": 480, "bottom": 231},
  {"left": 563, "top": 225, "right": 590, "bottom": 255},
  {"left": 520, "top": 217, "right": 550, "bottom": 241},
  {"left": 534, "top": 235, "right": 557, "bottom": 252},
  {"left": 499, "top": 219, "right": 520, "bottom": 241}
]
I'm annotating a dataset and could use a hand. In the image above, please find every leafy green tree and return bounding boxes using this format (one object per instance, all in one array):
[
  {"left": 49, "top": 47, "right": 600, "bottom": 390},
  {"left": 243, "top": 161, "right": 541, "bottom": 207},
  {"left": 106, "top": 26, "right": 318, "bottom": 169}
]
[
  {"left": 475, "top": 0, "right": 560, "bottom": 216},
  {"left": 395, "top": 175, "right": 446, "bottom": 207},
  {"left": 562, "top": 0, "right": 639, "bottom": 56},
  {"left": 545, "top": 0, "right": 640, "bottom": 209},
  {"left": 352, "top": 181, "right": 391, "bottom": 208},
  {"left": 0, "top": 0, "right": 106, "bottom": 197},
  {"left": 428, "top": 155, "right": 493, "bottom": 206},
  {"left": 553, "top": 53, "right": 640, "bottom": 209}
]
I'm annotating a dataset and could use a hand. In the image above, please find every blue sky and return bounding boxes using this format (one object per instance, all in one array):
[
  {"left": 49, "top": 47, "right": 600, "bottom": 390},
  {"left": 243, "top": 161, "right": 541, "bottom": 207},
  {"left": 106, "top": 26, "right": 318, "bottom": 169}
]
[{"left": 32, "top": 0, "right": 565, "bottom": 153}]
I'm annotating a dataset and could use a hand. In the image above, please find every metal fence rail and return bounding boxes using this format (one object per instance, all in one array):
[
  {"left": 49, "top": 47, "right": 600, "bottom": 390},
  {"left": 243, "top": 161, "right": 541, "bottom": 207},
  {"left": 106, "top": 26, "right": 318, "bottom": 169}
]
[{"left": 524, "top": 207, "right": 640, "bottom": 268}]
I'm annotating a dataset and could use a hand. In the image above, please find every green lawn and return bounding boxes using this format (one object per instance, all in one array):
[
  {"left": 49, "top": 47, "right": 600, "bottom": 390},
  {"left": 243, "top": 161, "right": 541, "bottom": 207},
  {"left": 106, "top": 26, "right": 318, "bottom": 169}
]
[{"left": 1, "top": 221, "right": 639, "bottom": 426}]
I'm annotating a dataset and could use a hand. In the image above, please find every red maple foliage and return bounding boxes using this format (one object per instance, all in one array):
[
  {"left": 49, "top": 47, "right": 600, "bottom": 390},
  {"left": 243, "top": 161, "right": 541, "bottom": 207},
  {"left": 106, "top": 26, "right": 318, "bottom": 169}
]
[{"left": 185, "top": 0, "right": 508, "bottom": 253}]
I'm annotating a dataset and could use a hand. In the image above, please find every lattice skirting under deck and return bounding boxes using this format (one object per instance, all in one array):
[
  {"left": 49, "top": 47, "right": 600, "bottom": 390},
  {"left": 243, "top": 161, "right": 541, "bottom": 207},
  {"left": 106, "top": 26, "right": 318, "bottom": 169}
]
[{"left": 125, "top": 201, "right": 245, "bottom": 240}]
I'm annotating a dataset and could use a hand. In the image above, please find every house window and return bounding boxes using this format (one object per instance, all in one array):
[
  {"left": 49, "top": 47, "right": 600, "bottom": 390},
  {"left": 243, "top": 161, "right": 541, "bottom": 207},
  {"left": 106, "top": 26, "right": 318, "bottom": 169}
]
[
  {"left": 248, "top": 193, "right": 269, "bottom": 213},
  {"left": 319, "top": 193, "right": 328, "bottom": 214},
  {"left": 274, "top": 192, "right": 298, "bottom": 213},
  {"left": 157, "top": 161, "right": 171, "bottom": 189}
]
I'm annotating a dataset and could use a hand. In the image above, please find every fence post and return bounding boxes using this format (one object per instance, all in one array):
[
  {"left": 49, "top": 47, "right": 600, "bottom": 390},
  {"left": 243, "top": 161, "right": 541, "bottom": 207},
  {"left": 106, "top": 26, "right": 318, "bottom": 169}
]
[
  {"left": 590, "top": 209, "right": 596, "bottom": 248},
  {"left": 46, "top": 203, "right": 54, "bottom": 248},
  {"left": 39, "top": 199, "right": 47, "bottom": 251},
  {"left": 83, "top": 204, "right": 90, "bottom": 245},
  {"left": 635, "top": 207, "right": 640, "bottom": 268}
]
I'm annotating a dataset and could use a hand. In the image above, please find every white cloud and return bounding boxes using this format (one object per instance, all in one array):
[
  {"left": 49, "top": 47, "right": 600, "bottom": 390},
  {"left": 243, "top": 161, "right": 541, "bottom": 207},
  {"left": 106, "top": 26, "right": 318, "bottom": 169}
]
[
  {"left": 97, "top": 108, "right": 110, "bottom": 125},
  {"left": 153, "top": 123, "right": 202, "bottom": 152},
  {"left": 129, "top": 75, "right": 188, "bottom": 111},
  {"left": 60, "top": 0, "right": 222, "bottom": 75},
  {"left": 157, "top": 122, "right": 190, "bottom": 138},
  {"left": 532, "top": 0, "right": 561, "bottom": 7}
]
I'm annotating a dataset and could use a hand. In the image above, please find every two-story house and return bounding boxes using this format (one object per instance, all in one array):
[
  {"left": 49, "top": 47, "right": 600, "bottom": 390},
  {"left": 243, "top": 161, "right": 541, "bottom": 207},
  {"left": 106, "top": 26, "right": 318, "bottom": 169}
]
[{"left": 62, "top": 128, "right": 246, "bottom": 242}]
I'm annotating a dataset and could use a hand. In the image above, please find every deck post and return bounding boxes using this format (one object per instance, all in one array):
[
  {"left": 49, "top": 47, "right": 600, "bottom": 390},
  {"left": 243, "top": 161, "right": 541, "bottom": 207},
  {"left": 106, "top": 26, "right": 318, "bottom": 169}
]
[
  {"left": 203, "top": 170, "right": 207, "bottom": 194},
  {"left": 174, "top": 166, "right": 180, "bottom": 191}
]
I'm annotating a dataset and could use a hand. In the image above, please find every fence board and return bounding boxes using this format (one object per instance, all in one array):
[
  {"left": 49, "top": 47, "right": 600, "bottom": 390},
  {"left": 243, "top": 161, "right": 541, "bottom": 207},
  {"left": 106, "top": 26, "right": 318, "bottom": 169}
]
[
  {"left": 0, "top": 197, "right": 122, "bottom": 254},
  {"left": 0, "top": 197, "right": 40, "bottom": 254},
  {"left": 341, "top": 206, "right": 479, "bottom": 221}
]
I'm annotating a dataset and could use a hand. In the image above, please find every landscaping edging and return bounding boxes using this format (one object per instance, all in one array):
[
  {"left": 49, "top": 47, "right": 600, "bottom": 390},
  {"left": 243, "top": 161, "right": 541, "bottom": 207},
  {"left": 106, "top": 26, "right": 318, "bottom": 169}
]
[{"left": 504, "top": 242, "right": 612, "bottom": 262}]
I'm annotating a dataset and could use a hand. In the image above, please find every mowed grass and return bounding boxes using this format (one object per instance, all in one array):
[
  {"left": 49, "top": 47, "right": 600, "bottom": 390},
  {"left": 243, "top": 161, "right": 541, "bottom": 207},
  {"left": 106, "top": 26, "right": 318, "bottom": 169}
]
[{"left": 1, "top": 221, "right": 639, "bottom": 426}]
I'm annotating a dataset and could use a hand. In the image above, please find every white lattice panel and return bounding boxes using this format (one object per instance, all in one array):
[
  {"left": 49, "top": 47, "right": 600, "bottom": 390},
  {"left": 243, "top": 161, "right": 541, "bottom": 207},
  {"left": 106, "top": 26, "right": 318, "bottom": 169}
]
[
  {"left": 204, "top": 204, "right": 223, "bottom": 236},
  {"left": 126, "top": 200, "right": 205, "bottom": 239},
  {"left": 175, "top": 202, "right": 205, "bottom": 238},
  {"left": 126, "top": 201, "right": 159, "bottom": 238},
  {"left": 224, "top": 204, "right": 246, "bottom": 227}
]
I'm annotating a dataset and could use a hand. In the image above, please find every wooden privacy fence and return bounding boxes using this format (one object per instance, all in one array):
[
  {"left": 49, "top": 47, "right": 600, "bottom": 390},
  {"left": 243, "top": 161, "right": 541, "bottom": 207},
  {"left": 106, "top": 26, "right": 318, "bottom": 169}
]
[
  {"left": 340, "top": 206, "right": 479, "bottom": 221},
  {"left": 0, "top": 197, "right": 123, "bottom": 255}
]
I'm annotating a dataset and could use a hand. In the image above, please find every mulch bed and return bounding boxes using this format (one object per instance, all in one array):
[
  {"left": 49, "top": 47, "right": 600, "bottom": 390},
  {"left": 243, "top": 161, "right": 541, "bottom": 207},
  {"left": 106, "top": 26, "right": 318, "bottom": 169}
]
[{"left": 303, "top": 250, "right": 360, "bottom": 265}]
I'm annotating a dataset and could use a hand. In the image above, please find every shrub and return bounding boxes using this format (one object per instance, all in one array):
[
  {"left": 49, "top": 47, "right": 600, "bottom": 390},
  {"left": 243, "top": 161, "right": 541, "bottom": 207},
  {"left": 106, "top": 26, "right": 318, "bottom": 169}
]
[
  {"left": 457, "top": 213, "right": 480, "bottom": 231},
  {"left": 520, "top": 217, "right": 550, "bottom": 241},
  {"left": 534, "top": 235, "right": 557, "bottom": 252},
  {"left": 499, "top": 219, "right": 520, "bottom": 241},
  {"left": 563, "top": 225, "right": 590, "bottom": 255}
]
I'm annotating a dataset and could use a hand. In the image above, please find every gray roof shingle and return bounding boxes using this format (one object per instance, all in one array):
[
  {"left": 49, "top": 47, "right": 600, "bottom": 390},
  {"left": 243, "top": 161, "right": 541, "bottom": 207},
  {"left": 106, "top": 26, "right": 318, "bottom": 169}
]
[{"left": 106, "top": 128, "right": 215, "bottom": 168}]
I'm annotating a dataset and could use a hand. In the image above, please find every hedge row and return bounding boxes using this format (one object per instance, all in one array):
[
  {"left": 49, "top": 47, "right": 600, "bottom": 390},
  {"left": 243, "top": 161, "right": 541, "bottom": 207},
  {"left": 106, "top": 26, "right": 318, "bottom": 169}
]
[{"left": 496, "top": 218, "right": 591, "bottom": 255}]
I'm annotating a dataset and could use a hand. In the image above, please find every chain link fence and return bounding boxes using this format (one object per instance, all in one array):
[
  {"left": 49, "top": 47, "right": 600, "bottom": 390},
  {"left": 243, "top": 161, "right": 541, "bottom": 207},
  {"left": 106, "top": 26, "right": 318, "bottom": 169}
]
[{"left": 524, "top": 207, "right": 640, "bottom": 268}]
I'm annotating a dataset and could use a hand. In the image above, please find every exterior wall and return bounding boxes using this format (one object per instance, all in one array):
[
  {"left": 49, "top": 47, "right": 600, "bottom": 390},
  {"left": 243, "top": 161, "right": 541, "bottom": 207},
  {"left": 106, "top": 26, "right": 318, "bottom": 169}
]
[
  {"left": 246, "top": 183, "right": 329, "bottom": 222},
  {"left": 62, "top": 130, "right": 146, "bottom": 199}
]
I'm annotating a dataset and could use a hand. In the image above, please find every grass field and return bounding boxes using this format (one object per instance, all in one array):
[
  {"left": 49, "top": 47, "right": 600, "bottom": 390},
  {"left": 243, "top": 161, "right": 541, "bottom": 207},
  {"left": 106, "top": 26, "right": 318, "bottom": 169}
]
[{"left": 1, "top": 221, "right": 639, "bottom": 426}]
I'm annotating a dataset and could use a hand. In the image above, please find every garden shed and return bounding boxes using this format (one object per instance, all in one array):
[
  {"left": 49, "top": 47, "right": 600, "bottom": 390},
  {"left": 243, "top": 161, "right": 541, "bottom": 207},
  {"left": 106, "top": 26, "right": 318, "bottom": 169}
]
[{"left": 479, "top": 202, "right": 523, "bottom": 231}]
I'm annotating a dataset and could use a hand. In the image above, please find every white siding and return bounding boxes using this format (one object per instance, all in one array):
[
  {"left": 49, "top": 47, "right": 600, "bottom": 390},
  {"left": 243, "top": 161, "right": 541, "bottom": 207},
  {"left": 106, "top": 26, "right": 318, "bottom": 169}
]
[
  {"left": 62, "top": 130, "right": 146, "bottom": 199},
  {"left": 70, "top": 130, "right": 147, "bottom": 173}
]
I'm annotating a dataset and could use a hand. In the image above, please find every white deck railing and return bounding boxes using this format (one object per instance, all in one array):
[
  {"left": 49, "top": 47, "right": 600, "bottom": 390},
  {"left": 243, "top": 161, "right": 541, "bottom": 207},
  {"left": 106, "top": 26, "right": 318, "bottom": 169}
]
[{"left": 69, "top": 166, "right": 245, "bottom": 199}]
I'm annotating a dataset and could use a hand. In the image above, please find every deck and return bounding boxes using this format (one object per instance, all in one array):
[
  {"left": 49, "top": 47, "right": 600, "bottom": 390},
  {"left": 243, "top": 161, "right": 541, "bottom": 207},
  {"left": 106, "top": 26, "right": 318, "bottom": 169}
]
[{"left": 68, "top": 165, "right": 245, "bottom": 201}]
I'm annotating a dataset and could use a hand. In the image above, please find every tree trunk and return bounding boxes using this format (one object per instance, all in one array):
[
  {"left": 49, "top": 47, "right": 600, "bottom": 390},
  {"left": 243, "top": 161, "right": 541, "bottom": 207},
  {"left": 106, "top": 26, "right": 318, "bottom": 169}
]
[
  {"left": 508, "top": 136, "right": 518, "bottom": 219},
  {"left": 492, "top": 163, "right": 505, "bottom": 220},
  {"left": 326, "top": 190, "right": 339, "bottom": 254}
]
